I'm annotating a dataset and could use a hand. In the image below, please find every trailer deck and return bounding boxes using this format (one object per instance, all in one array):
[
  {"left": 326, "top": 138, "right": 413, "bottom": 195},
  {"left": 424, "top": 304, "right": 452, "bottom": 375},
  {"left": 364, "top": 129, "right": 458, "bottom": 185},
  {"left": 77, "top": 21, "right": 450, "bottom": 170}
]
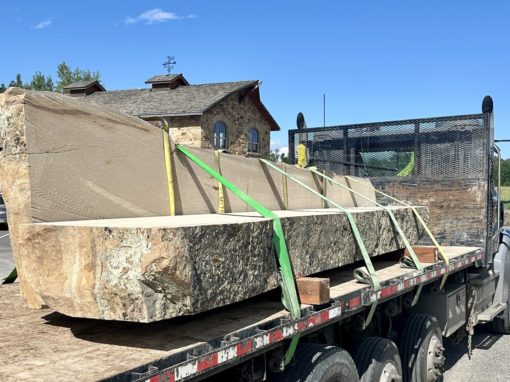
[{"left": 0, "top": 246, "right": 481, "bottom": 382}]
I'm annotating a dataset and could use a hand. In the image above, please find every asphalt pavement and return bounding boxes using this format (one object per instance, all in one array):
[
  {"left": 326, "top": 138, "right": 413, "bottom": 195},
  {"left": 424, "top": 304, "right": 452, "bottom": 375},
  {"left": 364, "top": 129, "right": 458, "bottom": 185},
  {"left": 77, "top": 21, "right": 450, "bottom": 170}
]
[
  {"left": 0, "top": 228, "right": 14, "bottom": 282},
  {"left": 443, "top": 326, "right": 510, "bottom": 381},
  {"left": 0, "top": 230, "right": 510, "bottom": 380}
]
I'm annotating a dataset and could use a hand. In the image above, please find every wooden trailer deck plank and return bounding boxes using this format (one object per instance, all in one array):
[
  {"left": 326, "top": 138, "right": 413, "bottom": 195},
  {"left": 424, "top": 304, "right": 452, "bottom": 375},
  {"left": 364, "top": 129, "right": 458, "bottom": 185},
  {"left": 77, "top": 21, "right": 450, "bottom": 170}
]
[
  {"left": 0, "top": 246, "right": 478, "bottom": 382},
  {"left": 328, "top": 246, "right": 480, "bottom": 297}
]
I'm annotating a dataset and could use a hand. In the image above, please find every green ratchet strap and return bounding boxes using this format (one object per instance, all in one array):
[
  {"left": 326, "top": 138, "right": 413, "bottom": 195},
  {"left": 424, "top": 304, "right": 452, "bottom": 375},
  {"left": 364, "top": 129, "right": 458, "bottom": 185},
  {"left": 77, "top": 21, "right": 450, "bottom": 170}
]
[
  {"left": 260, "top": 159, "right": 380, "bottom": 328},
  {"left": 345, "top": 176, "right": 449, "bottom": 290},
  {"left": 176, "top": 146, "right": 300, "bottom": 365},
  {"left": 310, "top": 169, "right": 424, "bottom": 305},
  {"left": 2, "top": 268, "right": 17, "bottom": 284}
]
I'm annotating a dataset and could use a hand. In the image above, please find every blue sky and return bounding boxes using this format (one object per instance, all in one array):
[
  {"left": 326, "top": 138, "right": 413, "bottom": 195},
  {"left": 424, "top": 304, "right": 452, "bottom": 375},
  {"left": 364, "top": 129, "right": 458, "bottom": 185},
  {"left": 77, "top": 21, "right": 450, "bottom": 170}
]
[{"left": 2, "top": 1, "right": 510, "bottom": 157}]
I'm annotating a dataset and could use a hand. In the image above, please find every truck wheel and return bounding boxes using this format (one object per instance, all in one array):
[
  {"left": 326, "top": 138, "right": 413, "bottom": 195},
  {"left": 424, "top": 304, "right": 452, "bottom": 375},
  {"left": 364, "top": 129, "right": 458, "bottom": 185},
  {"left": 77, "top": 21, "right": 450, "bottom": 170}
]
[
  {"left": 400, "top": 314, "right": 444, "bottom": 382},
  {"left": 272, "top": 343, "right": 358, "bottom": 382},
  {"left": 354, "top": 337, "right": 402, "bottom": 382}
]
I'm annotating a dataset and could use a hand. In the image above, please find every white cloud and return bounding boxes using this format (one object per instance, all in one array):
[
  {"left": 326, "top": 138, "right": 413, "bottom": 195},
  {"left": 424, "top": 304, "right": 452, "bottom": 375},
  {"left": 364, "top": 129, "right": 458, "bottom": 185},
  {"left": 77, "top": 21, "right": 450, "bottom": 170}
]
[
  {"left": 125, "top": 8, "right": 194, "bottom": 25},
  {"left": 33, "top": 18, "right": 52, "bottom": 29}
]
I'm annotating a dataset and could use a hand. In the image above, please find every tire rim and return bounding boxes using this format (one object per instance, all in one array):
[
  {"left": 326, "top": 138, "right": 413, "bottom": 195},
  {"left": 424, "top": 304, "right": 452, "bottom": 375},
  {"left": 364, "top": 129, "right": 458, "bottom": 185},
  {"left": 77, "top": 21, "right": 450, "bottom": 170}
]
[
  {"left": 426, "top": 333, "right": 444, "bottom": 382},
  {"left": 379, "top": 361, "right": 401, "bottom": 382}
]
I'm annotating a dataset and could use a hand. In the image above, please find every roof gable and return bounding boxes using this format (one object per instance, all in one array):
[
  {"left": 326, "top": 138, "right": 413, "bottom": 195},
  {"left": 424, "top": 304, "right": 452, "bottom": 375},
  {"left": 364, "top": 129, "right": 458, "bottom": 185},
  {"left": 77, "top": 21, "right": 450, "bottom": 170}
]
[
  {"left": 78, "top": 77, "right": 280, "bottom": 131},
  {"left": 145, "top": 74, "right": 189, "bottom": 89},
  {"left": 83, "top": 81, "right": 258, "bottom": 116}
]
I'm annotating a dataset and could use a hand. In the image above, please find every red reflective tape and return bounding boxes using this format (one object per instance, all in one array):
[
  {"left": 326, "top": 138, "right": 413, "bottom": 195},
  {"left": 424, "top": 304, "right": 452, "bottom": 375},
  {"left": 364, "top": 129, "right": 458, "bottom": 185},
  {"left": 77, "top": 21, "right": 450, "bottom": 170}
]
[
  {"left": 380, "top": 285, "right": 398, "bottom": 299},
  {"left": 296, "top": 321, "right": 307, "bottom": 331},
  {"left": 150, "top": 371, "right": 175, "bottom": 382},
  {"left": 269, "top": 330, "right": 284, "bottom": 343},
  {"left": 237, "top": 340, "right": 252, "bottom": 357},
  {"left": 307, "top": 314, "right": 321, "bottom": 326},
  {"left": 197, "top": 353, "right": 218, "bottom": 372},
  {"left": 320, "top": 311, "right": 329, "bottom": 322},
  {"left": 348, "top": 296, "right": 361, "bottom": 309}
]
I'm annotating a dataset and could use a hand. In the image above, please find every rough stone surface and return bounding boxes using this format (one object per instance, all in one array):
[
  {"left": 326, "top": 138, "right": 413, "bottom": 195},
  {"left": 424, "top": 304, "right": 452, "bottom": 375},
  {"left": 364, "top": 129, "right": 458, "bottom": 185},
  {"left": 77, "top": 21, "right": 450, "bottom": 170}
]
[
  {"left": 19, "top": 206, "right": 427, "bottom": 322},
  {"left": 201, "top": 91, "right": 271, "bottom": 156},
  {"left": 372, "top": 177, "right": 489, "bottom": 249},
  {"left": 0, "top": 88, "right": 428, "bottom": 321}
]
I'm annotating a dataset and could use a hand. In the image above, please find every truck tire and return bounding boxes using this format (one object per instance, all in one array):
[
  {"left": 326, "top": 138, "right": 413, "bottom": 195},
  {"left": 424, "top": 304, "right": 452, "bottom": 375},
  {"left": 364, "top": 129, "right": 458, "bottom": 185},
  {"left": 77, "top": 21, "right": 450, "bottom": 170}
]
[
  {"left": 354, "top": 337, "right": 402, "bottom": 382},
  {"left": 272, "top": 343, "right": 358, "bottom": 382},
  {"left": 399, "top": 314, "right": 444, "bottom": 382}
]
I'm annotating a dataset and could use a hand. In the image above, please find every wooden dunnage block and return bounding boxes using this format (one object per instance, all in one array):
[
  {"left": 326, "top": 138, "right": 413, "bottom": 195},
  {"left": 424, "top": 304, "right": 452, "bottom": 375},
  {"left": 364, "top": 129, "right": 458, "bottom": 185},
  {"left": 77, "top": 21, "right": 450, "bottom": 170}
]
[
  {"left": 404, "top": 246, "right": 438, "bottom": 263},
  {"left": 296, "top": 277, "right": 330, "bottom": 305}
]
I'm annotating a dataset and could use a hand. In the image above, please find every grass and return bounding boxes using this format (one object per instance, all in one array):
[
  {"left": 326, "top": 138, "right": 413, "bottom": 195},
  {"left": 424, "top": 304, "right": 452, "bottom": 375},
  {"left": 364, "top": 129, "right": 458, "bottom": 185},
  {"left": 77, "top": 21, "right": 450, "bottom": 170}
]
[{"left": 502, "top": 186, "right": 510, "bottom": 202}]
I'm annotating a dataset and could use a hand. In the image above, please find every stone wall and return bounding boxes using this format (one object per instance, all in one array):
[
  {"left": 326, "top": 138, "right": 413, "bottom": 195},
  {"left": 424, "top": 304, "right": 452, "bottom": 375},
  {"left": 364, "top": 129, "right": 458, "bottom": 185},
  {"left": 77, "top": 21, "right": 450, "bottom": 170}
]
[
  {"left": 144, "top": 93, "right": 273, "bottom": 157},
  {"left": 201, "top": 92, "right": 272, "bottom": 157},
  {"left": 168, "top": 126, "right": 202, "bottom": 148}
]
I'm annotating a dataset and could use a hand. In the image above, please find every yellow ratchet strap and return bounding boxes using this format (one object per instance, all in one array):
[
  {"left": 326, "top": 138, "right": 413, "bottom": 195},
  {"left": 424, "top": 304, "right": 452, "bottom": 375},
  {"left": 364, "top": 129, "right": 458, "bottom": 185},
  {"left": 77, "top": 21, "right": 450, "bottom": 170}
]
[
  {"left": 321, "top": 170, "right": 328, "bottom": 208},
  {"left": 214, "top": 150, "right": 226, "bottom": 213},
  {"left": 282, "top": 162, "right": 289, "bottom": 209},
  {"left": 146, "top": 117, "right": 175, "bottom": 216}
]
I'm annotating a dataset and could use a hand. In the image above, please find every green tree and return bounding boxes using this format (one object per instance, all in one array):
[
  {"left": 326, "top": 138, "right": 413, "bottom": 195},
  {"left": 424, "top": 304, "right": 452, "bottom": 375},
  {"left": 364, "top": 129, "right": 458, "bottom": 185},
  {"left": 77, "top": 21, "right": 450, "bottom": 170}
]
[
  {"left": 501, "top": 158, "right": 510, "bottom": 186},
  {"left": 29, "top": 71, "right": 54, "bottom": 91},
  {"left": 8, "top": 73, "right": 25, "bottom": 88},
  {"left": 270, "top": 148, "right": 290, "bottom": 163},
  {"left": 2, "top": 63, "right": 101, "bottom": 93},
  {"left": 269, "top": 148, "right": 280, "bottom": 162},
  {"left": 55, "top": 62, "right": 100, "bottom": 92}
]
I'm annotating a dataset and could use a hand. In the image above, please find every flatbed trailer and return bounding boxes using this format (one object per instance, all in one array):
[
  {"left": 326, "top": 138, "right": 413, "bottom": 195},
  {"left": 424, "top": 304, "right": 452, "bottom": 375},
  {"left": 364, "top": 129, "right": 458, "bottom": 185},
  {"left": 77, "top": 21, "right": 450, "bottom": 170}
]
[
  {"left": 0, "top": 246, "right": 481, "bottom": 381},
  {"left": 2, "top": 96, "right": 509, "bottom": 382}
]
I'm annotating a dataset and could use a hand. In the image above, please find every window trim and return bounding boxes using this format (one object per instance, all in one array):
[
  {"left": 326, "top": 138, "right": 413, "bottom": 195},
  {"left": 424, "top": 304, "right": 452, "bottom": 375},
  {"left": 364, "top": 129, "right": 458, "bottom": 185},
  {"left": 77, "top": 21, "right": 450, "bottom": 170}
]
[
  {"left": 212, "top": 121, "right": 228, "bottom": 149},
  {"left": 247, "top": 127, "right": 259, "bottom": 153}
]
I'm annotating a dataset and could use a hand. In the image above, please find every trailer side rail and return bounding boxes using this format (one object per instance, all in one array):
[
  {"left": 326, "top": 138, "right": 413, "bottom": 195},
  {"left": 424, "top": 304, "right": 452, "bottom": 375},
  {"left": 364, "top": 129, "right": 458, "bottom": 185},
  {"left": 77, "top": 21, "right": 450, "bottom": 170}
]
[{"left": 105, "top": 248, "right": 482, "bottom": 382}]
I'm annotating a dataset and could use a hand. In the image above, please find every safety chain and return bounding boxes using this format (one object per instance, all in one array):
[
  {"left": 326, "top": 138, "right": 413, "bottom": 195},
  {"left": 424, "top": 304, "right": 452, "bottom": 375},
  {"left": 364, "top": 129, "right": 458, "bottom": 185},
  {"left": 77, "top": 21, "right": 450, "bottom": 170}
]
[{"left": 466, "top": 283, "right": 478, "bottom": 360}]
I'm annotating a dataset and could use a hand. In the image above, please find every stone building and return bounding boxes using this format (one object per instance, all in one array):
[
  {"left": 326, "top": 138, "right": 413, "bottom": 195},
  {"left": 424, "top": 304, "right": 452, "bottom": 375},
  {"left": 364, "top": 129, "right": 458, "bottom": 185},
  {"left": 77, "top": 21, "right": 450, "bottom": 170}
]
[{"left": 65, "top": 74, "right": 279, "bottom": 157}]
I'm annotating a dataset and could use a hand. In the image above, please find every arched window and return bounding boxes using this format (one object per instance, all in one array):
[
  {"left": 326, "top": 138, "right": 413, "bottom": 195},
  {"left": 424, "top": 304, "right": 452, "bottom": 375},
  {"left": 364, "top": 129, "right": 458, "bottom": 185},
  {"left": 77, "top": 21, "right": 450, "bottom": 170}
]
[
  {"left": 212, "top": 121, "right": 228, "bottom": 149},
  {"left": 247, "top": 128, "right": 259, "bottom": 153}
]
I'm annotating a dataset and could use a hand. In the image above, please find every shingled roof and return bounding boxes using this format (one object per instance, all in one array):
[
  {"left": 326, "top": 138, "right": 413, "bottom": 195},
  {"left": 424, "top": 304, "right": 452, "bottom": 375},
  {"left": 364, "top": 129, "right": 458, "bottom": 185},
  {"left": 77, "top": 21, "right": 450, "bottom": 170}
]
[
  {"left": 145, "top": 74, "right": 189, "bottom": 85},
  {"left": 83, "top": 81, "right": 252, "bottom": 115},
  {"left": 77, "top": 77, "right": 280, "bottom": 131}
]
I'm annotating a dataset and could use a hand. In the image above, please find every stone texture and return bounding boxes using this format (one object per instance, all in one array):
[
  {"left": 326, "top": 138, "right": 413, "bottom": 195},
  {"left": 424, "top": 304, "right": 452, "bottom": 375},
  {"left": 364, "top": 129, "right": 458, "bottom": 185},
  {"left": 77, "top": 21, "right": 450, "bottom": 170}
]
[
  {"left": 201, "top": 91, "right": 271, "bottom": 156},
  {"left": 372, "top": 177, "right": 490, "bottom": 250},
  {"left": 0, "top": 88, "right": 428, "bottom": 321},
  {"left": 18, "top": 206, "right": 427, "bottom": 322}
]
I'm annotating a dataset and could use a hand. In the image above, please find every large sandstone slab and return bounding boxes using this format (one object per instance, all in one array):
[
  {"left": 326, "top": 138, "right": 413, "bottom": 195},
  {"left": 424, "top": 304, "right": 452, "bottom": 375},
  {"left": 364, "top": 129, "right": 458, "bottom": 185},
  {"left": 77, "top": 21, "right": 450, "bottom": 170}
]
[
  {"left": 19, "top": 206, "right": 427, "bottom": 322},
  {"left": 0, "top": 88, "right": 375, "bottom": 309}
]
